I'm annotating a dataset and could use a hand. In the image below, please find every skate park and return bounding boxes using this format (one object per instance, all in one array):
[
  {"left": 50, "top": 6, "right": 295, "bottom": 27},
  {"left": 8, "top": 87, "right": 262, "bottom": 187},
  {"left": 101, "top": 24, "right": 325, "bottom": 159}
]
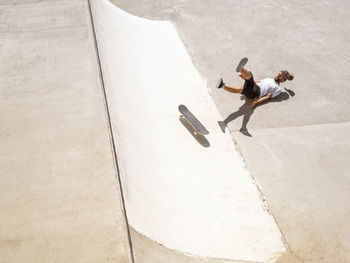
[{"left": 1, "top": 0, "right": 349, "bottom": 262}]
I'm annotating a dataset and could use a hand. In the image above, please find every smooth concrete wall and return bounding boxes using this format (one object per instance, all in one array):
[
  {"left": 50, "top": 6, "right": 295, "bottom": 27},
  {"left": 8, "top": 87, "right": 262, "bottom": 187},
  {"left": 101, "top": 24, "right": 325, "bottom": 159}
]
[
  {"left": 90, "top": 0, "right": 287, "bottom": 261},
  {"left": 0, "top": 1, "right": 130, "bottom": 262}
]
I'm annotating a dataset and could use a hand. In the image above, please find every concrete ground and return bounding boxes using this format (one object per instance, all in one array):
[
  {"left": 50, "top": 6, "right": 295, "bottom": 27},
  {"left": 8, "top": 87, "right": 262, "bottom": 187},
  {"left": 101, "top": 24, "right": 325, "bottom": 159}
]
[
  {"left": 0, "top": 1, "right": 131, "bottom": 262},
  {"left": 1, "top": 0, "right": 349, "bottom": 262},
  {"left": 112, "top": 0, "right": 350, "bottom": 262}
]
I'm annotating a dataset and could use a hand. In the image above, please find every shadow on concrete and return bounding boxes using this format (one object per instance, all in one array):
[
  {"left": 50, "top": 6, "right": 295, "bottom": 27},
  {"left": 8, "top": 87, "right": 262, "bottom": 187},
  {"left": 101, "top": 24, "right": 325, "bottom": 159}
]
[
  {"left": 284, "top": 87, "right": 295, "bottom": 97},
  {"left": 179, "top": 117, "right": 210, "bottom": 147},
  {"left": 257, "top": 91, "right": 291, "bottom": 107},
  {"left": 219, "top": 92, "right": 291, "bottom": 137},
  {"left": 218, "top": 96, "right": 255, "bottom": 137}
]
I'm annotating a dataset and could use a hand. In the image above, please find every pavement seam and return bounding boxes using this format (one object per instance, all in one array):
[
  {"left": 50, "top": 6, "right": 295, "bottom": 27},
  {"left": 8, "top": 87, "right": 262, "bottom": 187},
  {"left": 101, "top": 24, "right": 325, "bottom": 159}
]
[
  {"left": 211, "top": 99, "right": 299, "bottom": 260},
  {"left": 223, "top": 125, "right": 306, "bottom": 263},
  {"left": 229, "top": 134, "right": 294, "bottom": 252},
  {"left": 227, "top": 130, "right": 306, "bottom": 263},
  {"left": 86, "top": 0, "right": 135, "bottom": 262}
]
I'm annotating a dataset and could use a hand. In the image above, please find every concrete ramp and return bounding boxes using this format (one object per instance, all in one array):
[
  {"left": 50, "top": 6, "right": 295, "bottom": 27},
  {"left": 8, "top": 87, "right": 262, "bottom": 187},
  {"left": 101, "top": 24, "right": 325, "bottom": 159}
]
[{"left": 90, "top": 0, "right": 286, "bottom": 261}]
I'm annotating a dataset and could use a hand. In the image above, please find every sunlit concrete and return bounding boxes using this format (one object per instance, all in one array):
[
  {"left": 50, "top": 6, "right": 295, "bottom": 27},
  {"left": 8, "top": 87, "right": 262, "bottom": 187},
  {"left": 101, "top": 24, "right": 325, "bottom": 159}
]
[
  {"left": 2, "top": 0, "right": 349, "bottom": 262},
  {"left": 111, "top": 0, "right": 350, "bottom": 262},
  {"left": 89, "top": 0, "right": 287, "bottom": 261},
  {"left": 0, "top": 1, "right": 130, "bottom": 262}
]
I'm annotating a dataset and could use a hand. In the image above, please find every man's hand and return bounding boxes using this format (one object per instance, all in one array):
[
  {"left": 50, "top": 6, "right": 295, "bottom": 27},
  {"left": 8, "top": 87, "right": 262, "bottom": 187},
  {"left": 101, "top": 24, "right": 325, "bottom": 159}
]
[
  {"left": 250, "top": 100, "right": 258, "bottom": 109},
  {"left": 250, "top": 93, "right": 273, "bottom": 109}
]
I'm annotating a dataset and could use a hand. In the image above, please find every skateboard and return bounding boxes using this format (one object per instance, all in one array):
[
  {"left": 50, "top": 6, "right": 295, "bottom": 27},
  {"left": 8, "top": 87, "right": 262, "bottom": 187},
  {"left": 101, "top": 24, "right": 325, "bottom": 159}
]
[
  {"left": 179, "top": 104, "right": 209, "bottom": 135},
  {"left": 236, "top": 57, "right": 248, "bottom": 73}
]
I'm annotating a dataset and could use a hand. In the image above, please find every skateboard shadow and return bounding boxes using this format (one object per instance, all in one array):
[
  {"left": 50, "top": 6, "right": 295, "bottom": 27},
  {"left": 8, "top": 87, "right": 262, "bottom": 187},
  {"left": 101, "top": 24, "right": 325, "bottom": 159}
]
[
  {"left": 179, "top": 117, "right": 210, "bottom": 147},
  {"left": 218, "top": 92, "right": 290, "bottom": 137}
]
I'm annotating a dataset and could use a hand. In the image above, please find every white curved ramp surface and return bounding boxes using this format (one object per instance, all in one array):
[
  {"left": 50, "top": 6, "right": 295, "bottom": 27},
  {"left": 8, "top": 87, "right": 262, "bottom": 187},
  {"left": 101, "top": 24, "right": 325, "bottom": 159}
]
[{"left": 90, "top": 0, "right": 286, "bottom": 261}]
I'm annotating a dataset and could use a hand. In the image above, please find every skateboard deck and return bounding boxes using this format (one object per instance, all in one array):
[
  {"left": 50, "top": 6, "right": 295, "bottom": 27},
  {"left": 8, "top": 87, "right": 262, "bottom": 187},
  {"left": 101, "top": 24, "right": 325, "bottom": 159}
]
[
  {"left": 179, "top": 104, "right": 209, "bottom": 135},
  {"left": 236, "top": 57, "right": 248, "bottom": 72}
]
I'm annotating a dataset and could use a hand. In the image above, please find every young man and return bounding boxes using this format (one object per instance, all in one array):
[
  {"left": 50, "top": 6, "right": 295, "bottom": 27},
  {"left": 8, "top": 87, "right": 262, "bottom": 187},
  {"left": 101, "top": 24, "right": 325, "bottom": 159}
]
[{"left": 217, "top": 58, "right": 294, "bottom": 108}]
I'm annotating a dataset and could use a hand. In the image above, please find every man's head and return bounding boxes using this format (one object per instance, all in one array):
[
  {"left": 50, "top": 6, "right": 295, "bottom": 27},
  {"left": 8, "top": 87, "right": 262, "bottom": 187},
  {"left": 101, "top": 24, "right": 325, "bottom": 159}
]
[{"left": 275, "top": 70, "right": 294, "bottom": 83}]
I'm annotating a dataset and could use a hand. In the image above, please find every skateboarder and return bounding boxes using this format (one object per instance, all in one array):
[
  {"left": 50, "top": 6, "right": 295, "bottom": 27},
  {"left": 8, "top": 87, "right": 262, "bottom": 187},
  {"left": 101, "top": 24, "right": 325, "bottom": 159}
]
[{"left": 217, "top": 58, "right": 294, "bottom": 109}]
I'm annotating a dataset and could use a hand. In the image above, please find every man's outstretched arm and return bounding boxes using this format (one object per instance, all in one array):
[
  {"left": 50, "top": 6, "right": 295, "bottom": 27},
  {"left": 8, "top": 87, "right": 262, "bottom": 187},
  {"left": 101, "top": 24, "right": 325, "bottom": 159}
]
[{"left": 250, "top": 93, "right": 273, "bottom": 108}]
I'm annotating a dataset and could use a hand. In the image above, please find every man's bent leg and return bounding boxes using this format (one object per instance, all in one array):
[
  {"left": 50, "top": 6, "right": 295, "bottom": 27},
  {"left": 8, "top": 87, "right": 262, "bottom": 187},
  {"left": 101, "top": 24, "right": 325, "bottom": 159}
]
[{"left": 223, "top": 86, "right": 243, "bottom": 93}]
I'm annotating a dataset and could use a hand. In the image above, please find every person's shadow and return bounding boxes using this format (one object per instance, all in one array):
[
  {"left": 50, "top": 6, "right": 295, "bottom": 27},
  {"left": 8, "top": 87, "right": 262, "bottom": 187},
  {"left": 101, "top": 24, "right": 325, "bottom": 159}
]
[{"left": 218, "top": 91, "right": 291, "bottom": 137}]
